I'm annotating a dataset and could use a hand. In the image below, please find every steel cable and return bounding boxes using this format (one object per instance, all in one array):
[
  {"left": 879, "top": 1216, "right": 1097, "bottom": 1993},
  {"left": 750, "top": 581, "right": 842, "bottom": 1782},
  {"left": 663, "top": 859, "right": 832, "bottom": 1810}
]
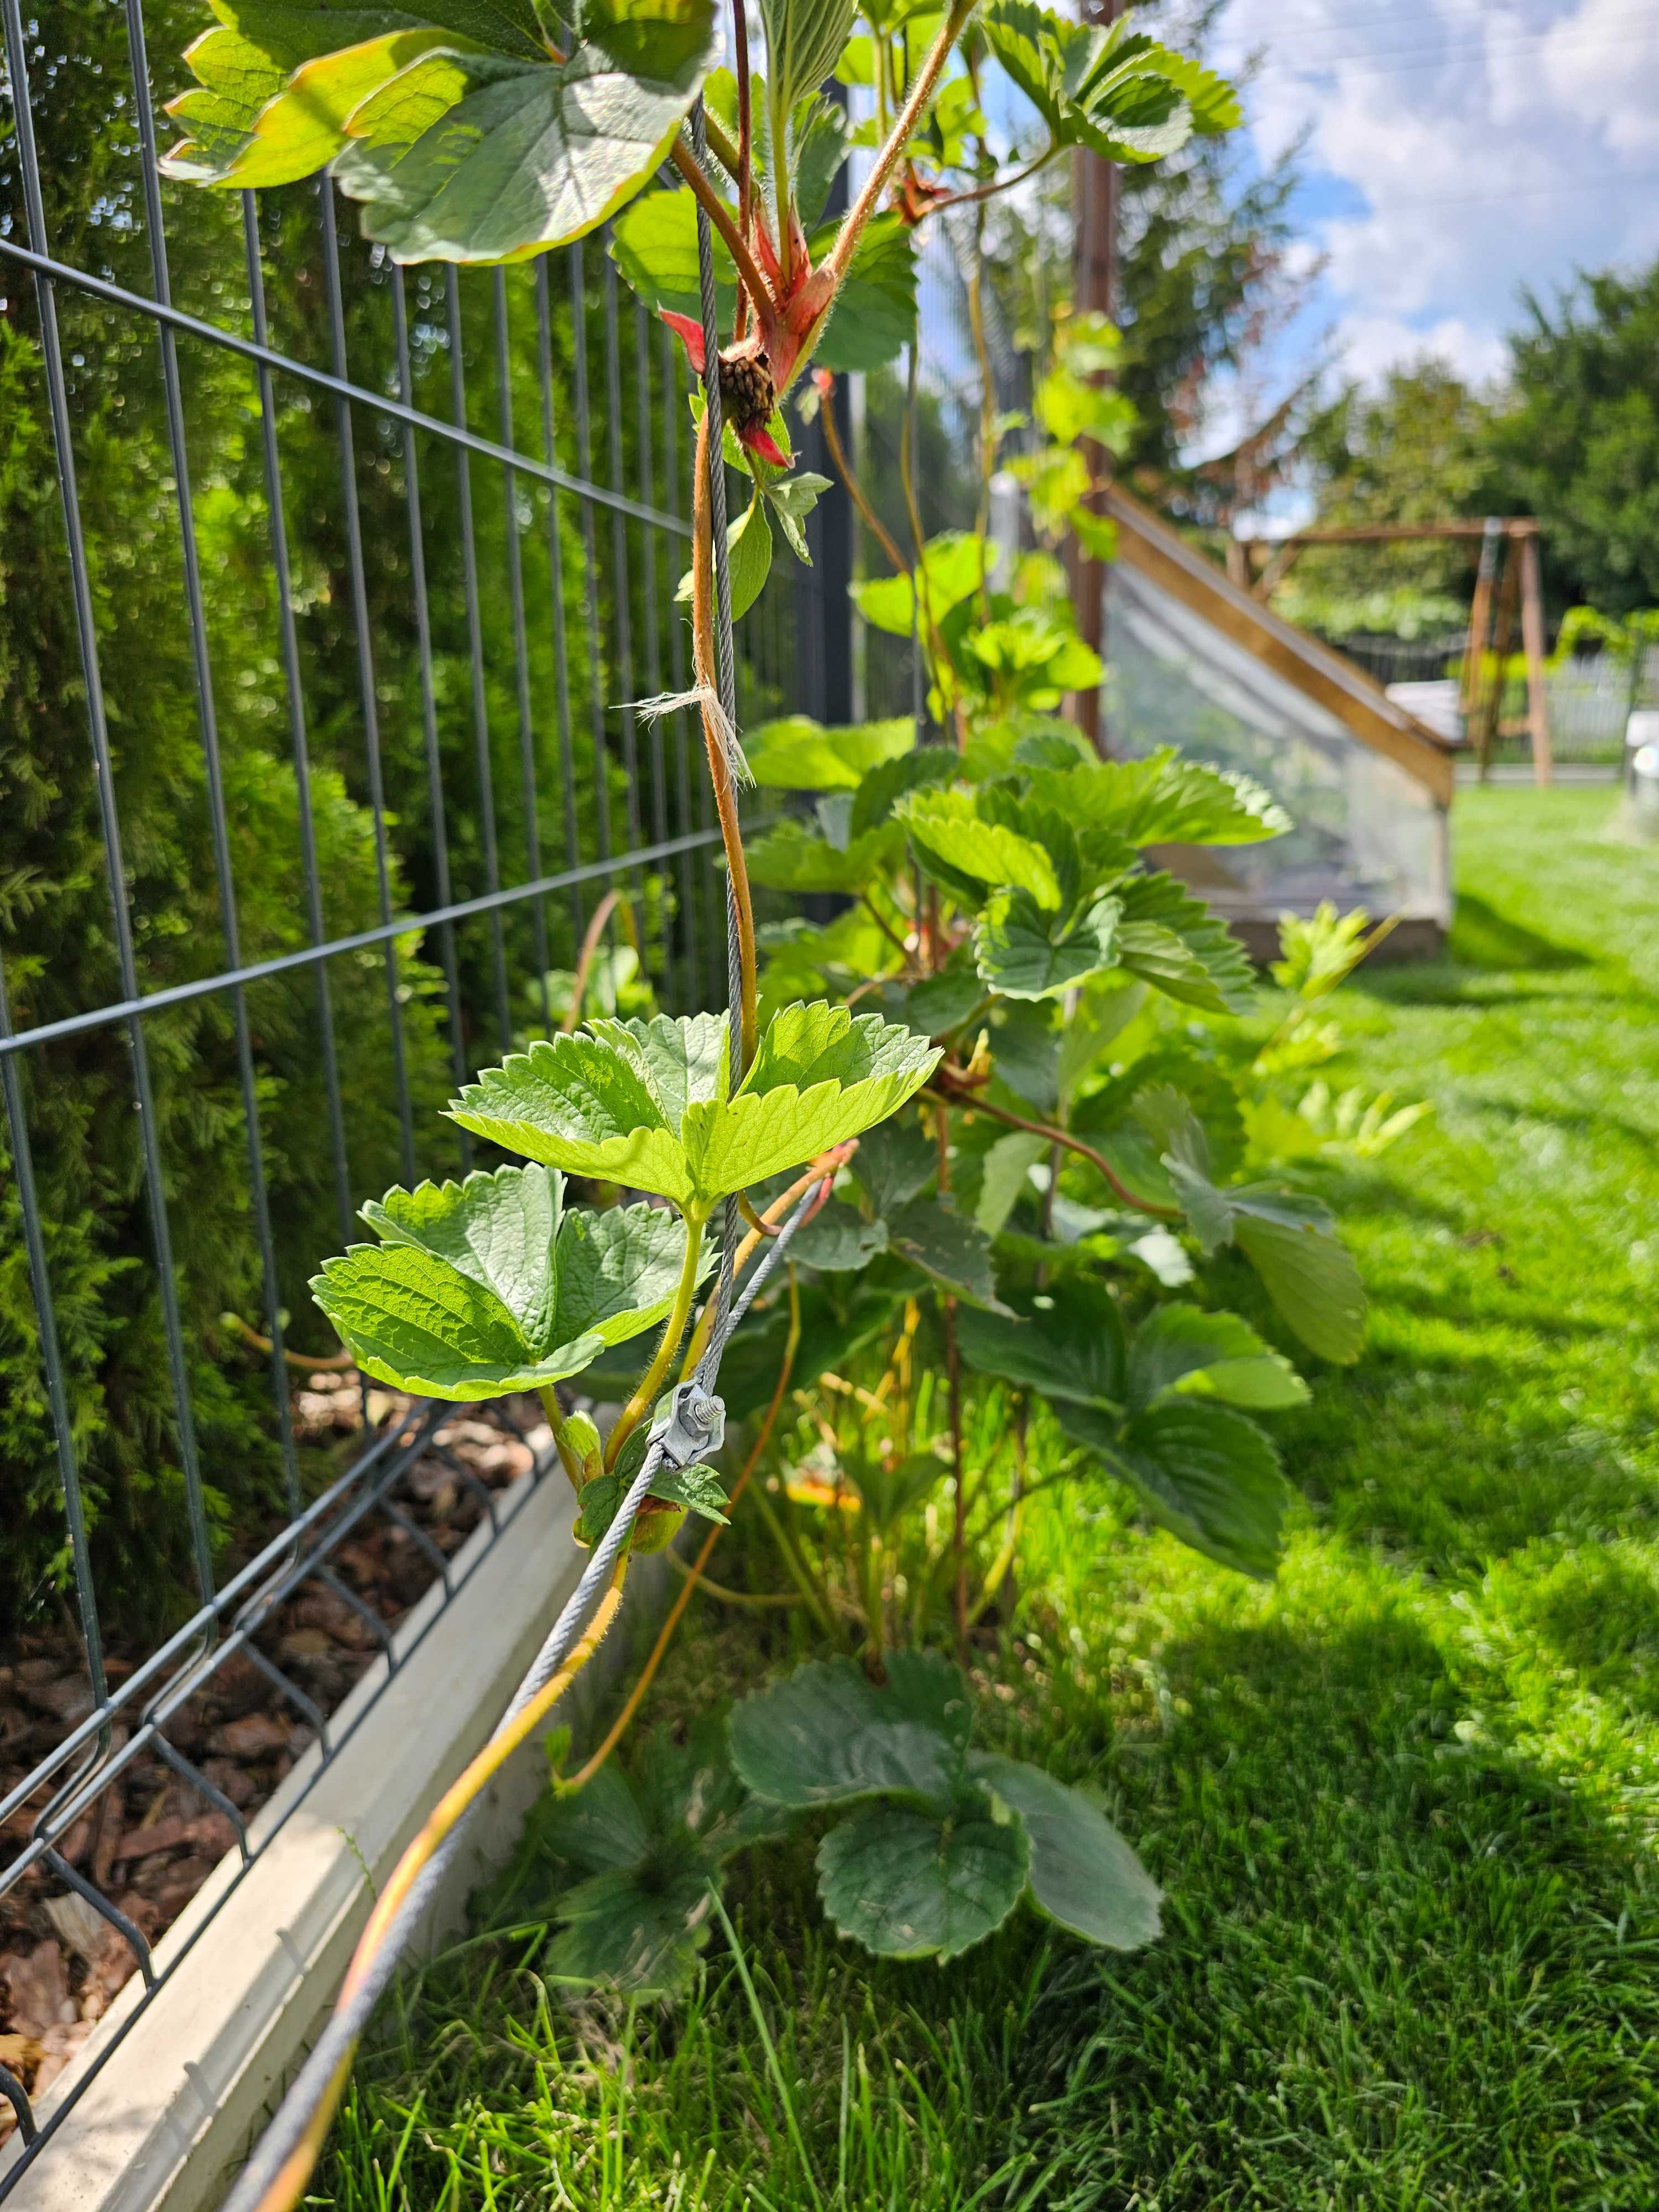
[{"left": 223, "top": 114, "right": 778, "bottom": 2208}]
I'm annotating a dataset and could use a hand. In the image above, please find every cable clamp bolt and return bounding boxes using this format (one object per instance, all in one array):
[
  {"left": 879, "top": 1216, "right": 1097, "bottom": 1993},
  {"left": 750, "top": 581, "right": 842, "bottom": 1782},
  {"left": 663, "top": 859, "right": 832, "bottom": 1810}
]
[{"left": 648, "top": 1380, "right": 726, "bottom": 1470}]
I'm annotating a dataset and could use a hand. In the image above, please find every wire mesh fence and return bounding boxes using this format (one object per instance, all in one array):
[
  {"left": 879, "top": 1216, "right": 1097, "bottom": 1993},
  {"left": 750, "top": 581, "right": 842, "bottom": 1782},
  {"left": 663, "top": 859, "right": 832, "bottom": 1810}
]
[{"left": 0, "top": 2, "right": 825, "bottom": 2182}]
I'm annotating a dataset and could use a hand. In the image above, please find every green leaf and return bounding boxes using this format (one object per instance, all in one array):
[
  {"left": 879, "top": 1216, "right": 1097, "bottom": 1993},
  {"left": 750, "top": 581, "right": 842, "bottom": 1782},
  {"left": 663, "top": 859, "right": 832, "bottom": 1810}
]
[
  {"left": 1031, "top": 749, "right": 1289, "bottom": 848},
  {"left": 848, "top": 744, "right": 956, "bottom": 839},
  {"left": 310, "top": 1246, "right": 603, "bottom": 1400},
  {"left": 955, "top": 1278, "right": 1126, "bottom": 1410},
  {"left": 816, "top": 1792, "right": 1029, "bottom": 1960},
  {"left": 328, "top": 0, "right": 719, "bottom": 264},
  {"left": 887, "top": 1197, "right": 1007, "bottom": 1311},
  {"left": 808, "top": 210, "right": 918, "bottom": 373},
  {"left": 1114, "top": 871, "right": 1256, "bottom": 1015},
  {"left": 746, "top": 817, "right": 898, "bottom": 895},
  {"left": 974, "top": 886, "right": 1121, "bottom": 1000},
  {"left": 970, "top": 1754, "right": 1161, "bottom": 1950},
  {"left": 448, "top": 1026, "right": 700, "bottom": 1204},
  {"left": 848, "top": 1113, "right": 936, "bottom": 1215},
  {"left": 161, "top": 0, "right": 546, "bottom": 180},
  {"left": 764, "top": 470, "right": 832, "bottom": 564},
  {"left": 979, "top": 2, "right": 1229, "bottom": 164},
  {"left": 452, "top": 1005, "right": 935, "bottom": 1211},
  {"left": 313, "top": 1163, "right": 697, "bottom": 1398},
  {"left": 539, "top": 1725, "right": 785, "bottom": 1996},
  {"left": 746, "top": 714, "right": 916, "bottom": 791},
  {"left": 676, "top": 489, "right": 773, "bottom": 617},
  {"left": 903, "top": 952, "right": 989, "bottom": 1039},
  {"left": 1064, "top": 1396, "right": 1289, "bottom": 1577},
  {"left": 360, "top": 1159, "right": 561, "bottom": 1347},
  {"left": 852, "top": 532, "right": 993, "bottom": 638},
  {"left": 1161, "top": 1155, "right": 1367, "bottom": 1364},
  {"left": 611, "top": 181, "right": 735, "bottom": 325},
  {"left": 759, "top": 0, "right": 858, "bottom": 114},
  {"left": 729, "top": 1653, "right": 970, "bottom": 1809},
  {"left": 896, "top": 789, "right": 1061, "bottom": 909},
  {"left": 1127, "top": 1302, "right": 1309, "bottom": 1414},
  {"left": 1234, "top": 1211, "right": 1368, "bottom": 1366},
  {"left": 974, "top": 1131, "right": 1047, "bottom": 1238},
  {"left": 790, "top": 1201, "right": 889, "bottom": 1271}
]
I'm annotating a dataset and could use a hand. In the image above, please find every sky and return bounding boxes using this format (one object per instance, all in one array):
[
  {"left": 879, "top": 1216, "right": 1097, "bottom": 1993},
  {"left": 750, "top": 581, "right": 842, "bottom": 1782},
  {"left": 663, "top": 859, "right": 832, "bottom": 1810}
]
[{"left": 1207, "top": 0, "right": 1659, "bottom": 409}]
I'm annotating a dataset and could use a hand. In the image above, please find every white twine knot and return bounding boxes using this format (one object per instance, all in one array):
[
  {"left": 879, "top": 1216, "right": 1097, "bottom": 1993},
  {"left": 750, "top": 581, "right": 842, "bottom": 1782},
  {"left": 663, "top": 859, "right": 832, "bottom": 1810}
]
[{"left": 622, "top": 686, "right": 753, "bottom": 788}]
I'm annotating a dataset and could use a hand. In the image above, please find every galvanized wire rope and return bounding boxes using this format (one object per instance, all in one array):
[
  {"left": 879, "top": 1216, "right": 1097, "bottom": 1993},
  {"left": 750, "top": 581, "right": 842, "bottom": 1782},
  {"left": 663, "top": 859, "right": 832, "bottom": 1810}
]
[{"left": 222, "top": 102, "right": 780, "bottom": 2212}]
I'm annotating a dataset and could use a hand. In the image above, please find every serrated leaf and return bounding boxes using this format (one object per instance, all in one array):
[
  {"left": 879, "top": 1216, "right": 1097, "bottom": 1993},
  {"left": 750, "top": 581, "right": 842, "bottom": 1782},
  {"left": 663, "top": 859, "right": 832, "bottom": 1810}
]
[
  {"left": 586, "top": 1010, "right": 732, "bottom": 1124},
  {"left": 1127, "top": 1302, "right": 1308, "bottom": 1414},
  {"left": 848, "top": 743, "right": 957, "bottom": 839},
  {"left": 975, "top": 886, "right": 1121, "bottom": 1000},
  {"left": 361, "top": 1160, "right": 561, "bottom": 1347},
  {"left": 954, "top": 1277, "right": 1125, "bottom": 1408},
  {"left": 1234, "top": 1213, "right": 1367, "bottom": 1365},
  {"left": 328, "top": 0, "right": 719, "bottom": 264},
  {"left": 539, "top": 1724, "right": 785, "bottom": 1997},
  {"left": 1162, "top": 1157, "right": 1366, "bottom": 1364},
  {"left": 552, "top": 1200, "right": 712, "bottom": 1345},
  {"left": 904, "top": 955, "right": 989, "bottom": 1039},
  {"left": 1064, "top": 1395, "right": 1289, "bottom": 1577},
  {"left": 760, "top": 0, "right": 858, "bottom": 114},
  {"left": 979, "top": 1, "right": 1220, "bottom": 164},
  {"left": 852, "top": 532, "right": 993, "bottom": 638},
  {"left": 970, "top": 1754, "right": 1161, "bottom": 1950},
  {"left": 161, "top": 0, "right": 546, "bottom": 180},
  {"left": 729, "top": 1653, "right": 969, "bottom": 1809},
  {"left": 746, "top": 817, "right": 898, "bottom": 895},
  {"left": 449, "top": 1030, "right": 695, "bottom": 1203},
  {"left": 809, "top": 210, "right": 917, "bottom": 373},
  {"left": 790, "top": 1201, "right": 889, "bottom": 1271},
  {"left": 763, "top": 470, "right": 832, "bottom": 564},
  {"left": 896, "top": 789, "right": 1061, "bottom": 909},
  {"left": 1027, "top": 748, "right": 1288, "bottom": 847},
  {"left": 849, "top": 1113, "right": 936, "bottom": 1215},
  {"left": 888, "top": 1197, "right": 1006, "bottom": 1311},
  {"left": 310, "top": 1241, "right": 604, "bottom": 1399},
  {"left": 816, "top": 1793, "right": 1029, "bottom": 1960},
  {"left": 1115, "top": 871, "right": 1256, "bottom": 1015},
  {"left": 746, "top": 714, "right": 916, "bottom": 791}
]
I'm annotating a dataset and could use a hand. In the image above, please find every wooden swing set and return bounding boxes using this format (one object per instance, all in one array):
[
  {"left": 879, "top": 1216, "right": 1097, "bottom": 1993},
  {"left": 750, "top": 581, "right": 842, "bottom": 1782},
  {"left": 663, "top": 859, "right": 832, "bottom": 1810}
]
[{"left": 1233, "top": 516, "right": 1553, "bottom": 784}]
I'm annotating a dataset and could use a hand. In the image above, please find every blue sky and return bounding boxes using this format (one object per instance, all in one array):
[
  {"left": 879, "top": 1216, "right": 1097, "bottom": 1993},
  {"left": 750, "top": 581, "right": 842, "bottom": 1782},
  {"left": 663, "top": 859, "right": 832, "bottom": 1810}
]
[{"left": 1203, "top": 0, "right": 1659, "bottom": 429}]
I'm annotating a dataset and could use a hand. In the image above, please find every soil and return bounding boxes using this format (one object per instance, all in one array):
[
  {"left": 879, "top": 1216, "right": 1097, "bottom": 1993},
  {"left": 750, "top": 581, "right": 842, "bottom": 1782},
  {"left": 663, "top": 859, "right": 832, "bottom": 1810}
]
[{"left": 0, "top": 1376, "right": 552, "bottom": 2141}]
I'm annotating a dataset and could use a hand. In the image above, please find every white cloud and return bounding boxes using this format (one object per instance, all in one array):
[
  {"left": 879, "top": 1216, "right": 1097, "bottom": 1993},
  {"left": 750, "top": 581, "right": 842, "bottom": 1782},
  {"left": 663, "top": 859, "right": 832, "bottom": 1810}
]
[{"left": 1209, "top": 0, "right": 1657, "bottom": 389}]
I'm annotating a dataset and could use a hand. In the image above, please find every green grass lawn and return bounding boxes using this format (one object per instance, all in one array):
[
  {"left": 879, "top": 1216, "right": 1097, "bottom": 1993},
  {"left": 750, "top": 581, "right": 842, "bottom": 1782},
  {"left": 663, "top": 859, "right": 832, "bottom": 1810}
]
[{"left": 320, "top": 787, "right": 1659, "bottom": 2211}]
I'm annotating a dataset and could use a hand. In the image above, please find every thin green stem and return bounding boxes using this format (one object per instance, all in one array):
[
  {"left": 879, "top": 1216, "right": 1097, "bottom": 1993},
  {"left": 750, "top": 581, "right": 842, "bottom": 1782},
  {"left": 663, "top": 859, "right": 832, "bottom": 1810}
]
[{"left": 603, "top": 1212, "right": 706, "bottom": 1473}]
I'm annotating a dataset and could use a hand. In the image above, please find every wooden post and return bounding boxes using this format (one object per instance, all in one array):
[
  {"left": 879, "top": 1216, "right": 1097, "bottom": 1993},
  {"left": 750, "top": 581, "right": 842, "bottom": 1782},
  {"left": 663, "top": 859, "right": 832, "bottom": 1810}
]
[
  {"left": 1225, "top": 536, "right": 1248, "bottom": 590},
  {"left": 1476, "top": 538, "right": 1520, "bottom": 764},
  {"left": 1068, "top": 0, "right": 1121, "bottom": 755},
  {"left": 1464, "top": 517, "right": 1502, "bottom": 782},
  {"left": 1519, "top": 530, "right": 1553, "bottom": 786}
]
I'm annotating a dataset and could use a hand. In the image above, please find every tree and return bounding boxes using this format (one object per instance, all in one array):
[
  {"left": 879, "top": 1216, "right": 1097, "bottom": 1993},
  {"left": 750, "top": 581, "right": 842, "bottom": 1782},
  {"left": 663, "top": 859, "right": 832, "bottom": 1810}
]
[
  {"left": 1276, "top": 360, "right": 1503, "bottom": 633},
  {"left": 1492, "top": 261, "right": 1659, "bottom": 617}
]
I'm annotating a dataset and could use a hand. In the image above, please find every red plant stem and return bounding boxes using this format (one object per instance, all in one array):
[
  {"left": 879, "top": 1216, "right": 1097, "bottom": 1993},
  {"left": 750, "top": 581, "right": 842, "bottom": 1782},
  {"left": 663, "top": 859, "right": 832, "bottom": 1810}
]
[
  {"left": 690, "top": 406, "right": 759, "bottom": 1067},
  {"left": 669, "top": 134, "right": 774, "bottom": 325},
  {"left": 732, "top": 0, "right": 754, "bottom": 337},
  {"left": 821, "top": 0, "right": 976, "bottom": 296},
  {"left": 932, "top": 1081, "right": 1181, "bottom": 1219},
  {"left": 561, "top": 888, "right": 621, "bottom": 1032}
]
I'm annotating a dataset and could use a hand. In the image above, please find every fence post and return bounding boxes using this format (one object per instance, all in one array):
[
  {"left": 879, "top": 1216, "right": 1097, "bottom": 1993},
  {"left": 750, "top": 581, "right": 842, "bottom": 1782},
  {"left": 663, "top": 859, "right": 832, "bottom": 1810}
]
[{"left": 1519, "top": 529, "right": 1554, "bottom": 787}]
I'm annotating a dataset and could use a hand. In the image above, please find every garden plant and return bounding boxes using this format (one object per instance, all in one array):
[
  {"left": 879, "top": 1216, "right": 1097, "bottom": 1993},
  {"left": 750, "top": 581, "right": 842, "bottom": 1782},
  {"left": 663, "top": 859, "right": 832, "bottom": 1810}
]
[{"left": 158, "top": 0, "right": 1387, "bottom": 2199}]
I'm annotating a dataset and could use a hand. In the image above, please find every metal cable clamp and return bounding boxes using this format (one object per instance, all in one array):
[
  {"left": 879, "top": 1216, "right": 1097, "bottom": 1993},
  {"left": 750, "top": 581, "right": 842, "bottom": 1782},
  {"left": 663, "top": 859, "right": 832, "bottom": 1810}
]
[{"left": 647, "top": 1379, "right": 726, "bottom": 1470}]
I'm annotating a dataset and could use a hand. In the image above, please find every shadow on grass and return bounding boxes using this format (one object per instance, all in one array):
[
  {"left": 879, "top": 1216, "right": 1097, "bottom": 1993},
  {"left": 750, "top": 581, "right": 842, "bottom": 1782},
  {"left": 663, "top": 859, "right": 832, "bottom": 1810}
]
[{"left": 1011, "top": 1607, "right": 1659, "bottom": 2210}]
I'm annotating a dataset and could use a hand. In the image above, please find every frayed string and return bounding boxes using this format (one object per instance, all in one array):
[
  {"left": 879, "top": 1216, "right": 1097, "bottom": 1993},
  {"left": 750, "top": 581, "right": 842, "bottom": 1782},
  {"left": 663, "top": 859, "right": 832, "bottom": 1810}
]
[{"left": 624, "top": 686, "right": 753, "bottom": 789}]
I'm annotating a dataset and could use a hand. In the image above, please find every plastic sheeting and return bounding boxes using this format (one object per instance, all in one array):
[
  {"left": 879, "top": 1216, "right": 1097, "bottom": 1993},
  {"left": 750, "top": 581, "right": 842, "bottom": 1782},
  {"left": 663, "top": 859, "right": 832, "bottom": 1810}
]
[{"left": 1103, "top": 556, "right": 1452, "bottom": 929}]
